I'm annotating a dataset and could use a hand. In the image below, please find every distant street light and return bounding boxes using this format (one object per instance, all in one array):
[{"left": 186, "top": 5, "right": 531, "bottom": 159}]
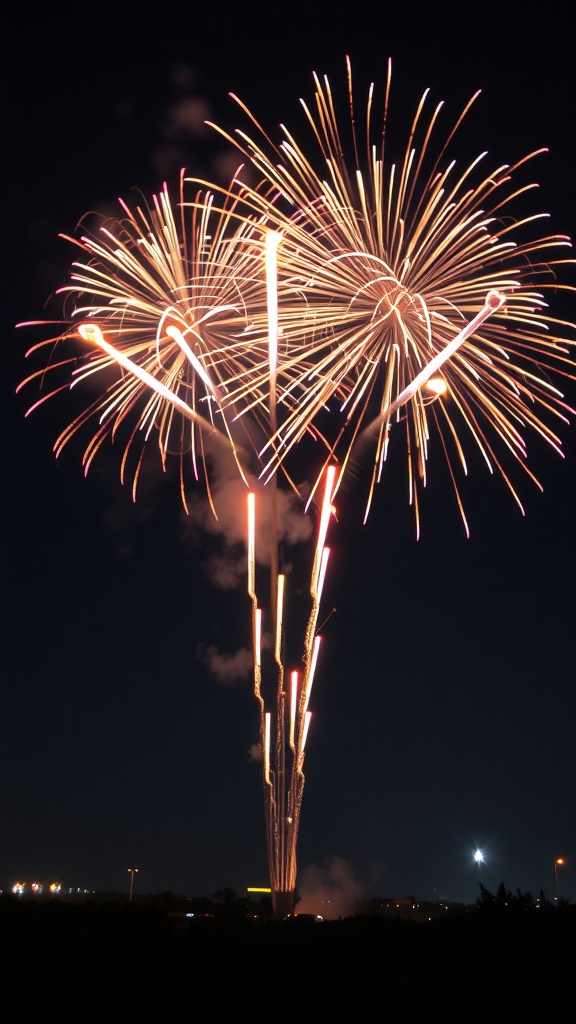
[
  {"left": 554, "top": 858, "right": 565, "bottom": 903},
  {"left": 128, "top": 867, "right": 139, "bottom": 902}
]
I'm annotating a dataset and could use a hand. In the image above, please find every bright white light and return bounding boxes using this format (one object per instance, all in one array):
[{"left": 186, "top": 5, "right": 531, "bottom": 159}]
[{"left": 474, "top": 849, "right": 485, "bottom": 865}]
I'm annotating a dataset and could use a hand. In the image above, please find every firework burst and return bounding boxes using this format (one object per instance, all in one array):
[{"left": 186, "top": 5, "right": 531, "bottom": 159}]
[
  {"left": 16, "top": 59, "right": 576, "bottom": 921},
  {"left": 17, "top": 171, "right": 285, "bottom": 514},
  {"left": 205, "top": 57, "right": 576, "bottom": 534}
]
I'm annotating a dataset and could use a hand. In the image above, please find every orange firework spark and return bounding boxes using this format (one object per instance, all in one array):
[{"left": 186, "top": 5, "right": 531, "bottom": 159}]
[{"left": 204, "top": 56, "right": 576, "bottom": 535}]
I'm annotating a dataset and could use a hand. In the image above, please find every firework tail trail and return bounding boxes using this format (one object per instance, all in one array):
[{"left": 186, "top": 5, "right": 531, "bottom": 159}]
[
  {"left": 264, "top": 231, "right": 286, "bottom": 897},
  {"left": 246, "top": 463, "right": 336, "bottom": 915}
]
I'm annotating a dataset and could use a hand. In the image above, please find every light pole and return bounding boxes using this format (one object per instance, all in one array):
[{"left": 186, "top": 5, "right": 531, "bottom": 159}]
[
  {"left": 128, "top": 867, "right": 139, "bottom": 902},
  {"left": 554, "top": 858, "right": 565, "bottom": 904}
]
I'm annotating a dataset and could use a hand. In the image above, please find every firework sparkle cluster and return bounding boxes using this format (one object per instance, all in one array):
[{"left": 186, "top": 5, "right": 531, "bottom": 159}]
[
  {"left": 19, "top": 58, "right": 576, "bottom": 534},
  {"left": 17, "top": 58, "right": 576, "bottom": 917}
]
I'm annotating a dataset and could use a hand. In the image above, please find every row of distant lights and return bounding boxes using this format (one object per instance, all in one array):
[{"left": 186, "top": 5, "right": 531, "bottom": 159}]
[
  {"left": 11, "top": 882, "right": 92, "bottom": 896},
  {"left": 473, "top": 851, "right": 566, "bottom": 868},
  {"left": 10, "top": 857, "right": 566, "bottom": 899},
  {"left": 12, "top": 882, "right": 61, "bottom": 895}
]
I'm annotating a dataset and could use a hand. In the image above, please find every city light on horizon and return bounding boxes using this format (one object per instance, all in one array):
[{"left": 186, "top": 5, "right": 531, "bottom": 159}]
[
  {"left": 3, "top": 851, "right": 572, "bottom": 905},
  {"left": 554, "top": 857, "right": 565, "bottom": 902},
  {"left": 128, "top": 867, "right": 139, "bottom": 903}
]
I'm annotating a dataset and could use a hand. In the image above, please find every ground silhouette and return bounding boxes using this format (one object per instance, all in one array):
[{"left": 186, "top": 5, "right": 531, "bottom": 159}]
[{"left": 2, "top": 885, "right": 572, "bottom": 1021}]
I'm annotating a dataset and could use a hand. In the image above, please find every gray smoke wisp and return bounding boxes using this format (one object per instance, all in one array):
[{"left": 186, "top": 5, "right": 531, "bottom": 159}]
[
  {"left": 196, "top": 643, "right": 253, "bottom": 688},
  {"left": 294, "top": 856, "right": 365, "bottom": 920}
]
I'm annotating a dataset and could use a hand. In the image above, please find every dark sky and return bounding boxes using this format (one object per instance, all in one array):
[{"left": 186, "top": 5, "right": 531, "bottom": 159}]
[{"left": 3, "top": 1, "right": 575, "bottom": 911}]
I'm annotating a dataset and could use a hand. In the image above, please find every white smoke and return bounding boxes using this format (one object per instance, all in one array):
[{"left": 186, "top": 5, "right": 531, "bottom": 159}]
[
  {"left": 202, "top": 550, "right": 246, "bottom": 590},
  {"left": 294, "top": 856, "right": 365, "bottom": 920},
  {"left": 183, "top": 467, "right": 313, "bottom": 573},
  {"left": 151, "top": 60, "right": 261, "bottom": 188},
  {"left": 163, "top": 96, "right": 213, "bottom": 141},
  {"left": 151, "top": 62, "right": 214, "bottom": 179},
  {"left": 196, "top": 642, "right": 253, "bottom": 687}
]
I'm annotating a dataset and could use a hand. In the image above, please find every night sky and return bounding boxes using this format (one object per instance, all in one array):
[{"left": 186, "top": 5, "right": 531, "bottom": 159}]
[{"left": 3, "top": 1, "right": 575, "bottom": 912}]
